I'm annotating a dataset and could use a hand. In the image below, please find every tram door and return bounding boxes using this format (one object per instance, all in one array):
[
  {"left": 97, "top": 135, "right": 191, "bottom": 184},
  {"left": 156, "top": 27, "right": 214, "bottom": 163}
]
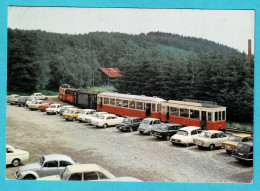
[
  {"left": 146, "top": 103, "right": 151, "bottom": 117},
  {"left": 166, "top": 106, "right": 169, "bottom": 122},
  {"left": 201, "top": 111, "right": 207, "bottom": 130}
]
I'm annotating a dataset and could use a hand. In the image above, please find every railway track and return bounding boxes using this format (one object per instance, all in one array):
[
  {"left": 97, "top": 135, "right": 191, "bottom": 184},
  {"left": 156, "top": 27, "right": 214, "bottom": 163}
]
[{"left": 225, "top": 128, "right": 253, "bottom": 136}]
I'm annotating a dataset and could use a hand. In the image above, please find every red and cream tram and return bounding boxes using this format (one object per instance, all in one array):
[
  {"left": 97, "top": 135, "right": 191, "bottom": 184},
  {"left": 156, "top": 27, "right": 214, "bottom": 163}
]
[
  {"left": 97, "top": 92, "right": 166, "bottom": 119},
  {"left": 65, "top": 88, "right": 78, "bottom": 104},
  {"left": 161, "top": 99, "right": 226, "bottom": 130},
  {"left": 59, "top": 84, "right": 71, "bottom": 101}
]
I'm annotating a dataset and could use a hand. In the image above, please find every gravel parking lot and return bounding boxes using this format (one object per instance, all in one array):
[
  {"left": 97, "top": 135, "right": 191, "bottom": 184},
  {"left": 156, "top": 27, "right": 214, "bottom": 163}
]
[{"left": 6, "top": 103, "right": 253, "bottom": 182}]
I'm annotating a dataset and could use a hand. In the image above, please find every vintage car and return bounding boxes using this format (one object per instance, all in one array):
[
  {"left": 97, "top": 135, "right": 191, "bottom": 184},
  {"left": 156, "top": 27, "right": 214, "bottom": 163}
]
[
  {"left": 84, "top": 112, "right": 108, "bottom": 123},
  {"left": 6, "top": 145, "right": 29, "bottom": 167},
  {"left": 38, "top": 101, "right": 55, "bottom": 112},
  {"left": 15, "top": 154, "right": 78, "bottom": 180},
  {"left": 16, "top": 97, "right": 29, "bottom": 107},
  {"left": 232, "top": 141, "right": 253, "bottom": 163},
  {"left": 30, "top": 93, "right": 47, "bottom": 100},
  {"left": 9, "top": 95, "right": 20, "bottom": 105},
  {"left": 170, "top": 126, "right": 202, "bottom": 146},
  {"left": 7, "top": 94, "right": 18, "bottom": 103},
  {"left": 222, "top": 134, "right": 252, "bottom": 154},
  {"left": 116, "top": 117, "right": 142, "bottom": 132},
  {"left": 62, "top": 108, "right": 82, "bottom": 121},
  {"left": 193, "top": 130, "right": 229, "bottom": 150},
  {"left": 91, "top": 114, "right": 124, "bottom": 128},
  {"left": 46, "top": 104, "right": 62, "bottom": 115},
  {"left": 28, "top": 100, "right": 44, "bottom": 110},
  {"left": 59, "top": 105, "right": 75, "bottom": 116},
  {"left": 151, "top": 123, "right": 182, "bottom": 140},
  {"left": 25, "top": 97, "right": 36, "bottom": 107},
  {"left": 137, "top": 118, "right": 161, "bottom": 134},
  {"left": 37, "top": 164, "right": 116, "bottom": 181},
  {"left": 77, "top": 109, "right": 96, "bottom": 122}
]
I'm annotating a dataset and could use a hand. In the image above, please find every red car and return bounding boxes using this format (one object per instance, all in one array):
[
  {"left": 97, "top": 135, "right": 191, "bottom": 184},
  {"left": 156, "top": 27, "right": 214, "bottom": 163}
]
[{"left": 38, "top": 101, "right": 55, "bottom": 112}]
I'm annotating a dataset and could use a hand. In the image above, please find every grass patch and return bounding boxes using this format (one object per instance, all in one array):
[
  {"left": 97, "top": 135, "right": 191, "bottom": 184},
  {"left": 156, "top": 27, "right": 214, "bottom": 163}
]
[
  {"left": 226, "top": 122, "right": 253, "bottom": 132},
  {"left": 7, "top": 90, "right": 59, "bottom": 96},
  {"left": 88, "top": 86, "right": 116, "bottom": 92}
]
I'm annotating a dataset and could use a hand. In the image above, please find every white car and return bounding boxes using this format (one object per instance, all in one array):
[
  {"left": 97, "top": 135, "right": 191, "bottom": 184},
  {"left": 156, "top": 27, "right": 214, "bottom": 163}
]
[
  {"left": 84, "top": 112, "right": 108, "bottom": 123},
  {"left": 193, "top": 130, "right": 229, "bottom": 150},
  {"left": 25, "top": 97, "right": 36, "bottom": 107},
  {"left": 59, "top": 105, "right": 75, "bottom": 116},
  {"left": 28, "top": 100, "right": 44, "bottom": 110},
  {"left": 30, "top": 93, "right": 47, "bottom": 100},
  {"left": 37, "top": 164, "right": 116, "bottom": 181},
  {"left": 8, "top": 95, "right": 20, "bottom": 105},
  {"left": 46, "top": 104, "right": 62, "bottom": 115},
  {"left": 91, "top": 114, "right": 124, "bottom": 128},
  {"left": 77, "top": 109, "right": 96, "bottom": 122},
  {"left": 170, "top": 126, "right": 202, "bottom": 146},
  {"left": 6, "top": 145, "right": 29, "bottom": 167}
]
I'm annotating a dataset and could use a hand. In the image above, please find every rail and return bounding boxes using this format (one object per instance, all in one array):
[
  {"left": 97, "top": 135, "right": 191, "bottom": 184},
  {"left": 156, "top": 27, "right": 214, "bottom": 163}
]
[{"left": 225, "top": 128, "right": 253, "bottom": 137}]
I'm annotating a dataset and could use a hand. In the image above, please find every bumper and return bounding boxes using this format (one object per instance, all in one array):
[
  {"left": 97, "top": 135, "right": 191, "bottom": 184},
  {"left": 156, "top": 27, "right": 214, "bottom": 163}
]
[
  {"left": 14, "top": 171, "right": 23, "bottom": 180},
  {"left": 138, "top": 128, "right": 150, "bottom": 134},
  {"left": 231, "top": 154, "right": 253, "bottom": 161}
]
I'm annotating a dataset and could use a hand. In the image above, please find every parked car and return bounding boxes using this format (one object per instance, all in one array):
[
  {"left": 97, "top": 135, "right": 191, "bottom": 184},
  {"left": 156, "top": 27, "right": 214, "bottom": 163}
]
[
  {"left": 15, "top": 154, "right": 78, "bottom": 180},
  {"left": 137, "top": 118, "right": 161, "bottom": 134},
  {"left": 151, "top": 123, "right": 182, "bottom": 140},
  {"left": 232, "top": 141, "right": 253, "bottom": 164},
  {"left": 84, "top": 112, "right": 108, "bottom": 123},
  {"left": 46, "top": 104, "right": 62, "bottom": 115},
  {"left": 7, "top": 94, "right": 19, "bottom": 103},
  {"left": 222, "top": 134, "right": 252, "bottom": 154},
  {"left": 59, "top": 105, "right": 75, "bottom": 116},
  {"left": 37, "top": 164, "right": 116, "bottom": 181},
  {"left": 28, "top": 100, "right": 44, "bottom": 110},
  {"left": 30, "top": 93, "right": 47, "bottom": 100},
  {"left": 116, "top": 117, "right": 142, "bottom": 132},
  {"left": 9, "top": 95, "right": 20, "bottom": 105},
  {"left": 77, "top": 109, "right": 96, "bottom": 122},
  {"left": 62, "top": 108, "right": 82, "bottom": 121},
  {"left": 25, "top": 97, "right": 35, "bottom": 107},
  {"left": 38, "top": 101, "right": 55, "bottom": 112},
  {"left": 16, "top": 97, "right": 29, "bottom": 107},
  {"left": 193, "top": 130, "right": 229, "bottom": 150},
  {"left": 170, "top": 126, "right": 202, "bottom": 146},
  {"left": 91, "top": 114, "right": 124, "bottom": 128},
  {"left": 6, "top": 145, "right": 29, "bottom": 167}
]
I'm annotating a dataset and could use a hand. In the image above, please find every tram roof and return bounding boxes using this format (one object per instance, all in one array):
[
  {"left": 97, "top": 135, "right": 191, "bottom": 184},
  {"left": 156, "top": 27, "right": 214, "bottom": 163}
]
[
  {"left": 99, "top": 92, "right": 166, "bottom": 102},
  {"left": 167, "top": 100, "right": 225, "bottom": 109},
  {"left": 76, "top": 90, "right": 99, "bottom": 95}
]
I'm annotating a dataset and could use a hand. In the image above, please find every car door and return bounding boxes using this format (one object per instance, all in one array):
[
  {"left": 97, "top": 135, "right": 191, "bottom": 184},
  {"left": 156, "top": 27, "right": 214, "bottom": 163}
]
[
  {"left": 6, "top": 146, "right": 14, "bottom": 165},
  {"left": 218, "top": 133, "right": 228, "bottom": 146},
  {"left": 83, "top": 172, "right": 99, "bottom": 181},
  {"left": 68, "top": 173, "right": 83, "bottom": 181},
  {"left": 210, "top": 133, "right": 219, "bottom": 146},
  {"left": 40, "top": 160, "right": 59, "bottom": 177}
]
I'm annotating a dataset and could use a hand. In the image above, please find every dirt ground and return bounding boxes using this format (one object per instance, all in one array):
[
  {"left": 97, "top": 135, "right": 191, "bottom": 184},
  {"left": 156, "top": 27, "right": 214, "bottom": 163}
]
[{"left": 6, "top": 103, "right": 253, "bottom": 182}]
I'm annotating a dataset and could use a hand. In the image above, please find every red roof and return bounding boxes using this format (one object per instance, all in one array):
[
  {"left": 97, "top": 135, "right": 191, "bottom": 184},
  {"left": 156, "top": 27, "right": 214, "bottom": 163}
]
[{"left": 99, "top": 68, "right": 121, "bottom": 78}]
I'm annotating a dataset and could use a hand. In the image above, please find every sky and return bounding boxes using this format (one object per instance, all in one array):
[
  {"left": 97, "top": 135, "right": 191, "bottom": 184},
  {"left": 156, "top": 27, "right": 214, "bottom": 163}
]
[{"left": 8, "top": 7, "right": 255, "bottom": 53}]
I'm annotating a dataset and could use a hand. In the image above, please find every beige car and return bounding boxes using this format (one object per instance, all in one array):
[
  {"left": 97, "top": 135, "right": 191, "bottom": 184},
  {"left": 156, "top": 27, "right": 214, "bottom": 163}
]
[
  {"left": 222, "top": 134, "right": 252, "bottom": 154},
  {"left": 28, "top": 100, "right": 44, "bottom": 110},
  {"left": 193, "top": 130, "right": 229, "bottom": 150}
]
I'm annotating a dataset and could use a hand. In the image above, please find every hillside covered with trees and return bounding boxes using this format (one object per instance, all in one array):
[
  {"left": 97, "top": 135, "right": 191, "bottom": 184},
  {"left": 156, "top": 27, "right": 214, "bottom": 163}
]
[{"left": 7, "top": 28, "right": 254, "bottom": 123}]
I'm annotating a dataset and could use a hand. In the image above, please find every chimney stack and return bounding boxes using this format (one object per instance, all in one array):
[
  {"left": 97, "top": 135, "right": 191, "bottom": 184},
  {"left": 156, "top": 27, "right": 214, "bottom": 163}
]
[{"left": 248, "top": 39, "right": 251, "bottom": 61}]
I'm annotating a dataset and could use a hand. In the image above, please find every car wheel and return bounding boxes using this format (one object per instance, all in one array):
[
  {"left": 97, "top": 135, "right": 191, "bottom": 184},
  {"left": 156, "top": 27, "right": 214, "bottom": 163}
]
[
  {"left": 129, "top": 127, "right": 133, "bottom": 132},
  {"left": 139, "top": 131, "right": 143, "bottom": 134},
  {"left": 11, "top": 159, "right": 20, "bottom": 167},
  {"left": 72, "top": 117, "right": 76, "bottom": 122},
  {"left": 157, "top": 137, "right": 162, "bottom": 140},
  {"left": 209, "top": 144, "right": 215, "bottom": 151},
  {"left": 197, "top": 145, "right": 202, "bottom": 149},
  {"left": 24, "top": 175, "right": 36, "bottom": 180},
  {"left": 103, "top": 123, "right": 108, "bottom": 128},
  {"left": 47, "top": 112, "right": 49, "bottom": 115},
  {"left": 226, "top": 150, "right": 232, "bottom": 154},
  {"left": 79, "top": 120, "right": 82, "bottom": 123},
  {"left": 166, "top": 135, "right": 170, "bottom": 140},
  {"left": 56, "top": 111, "right": 58, "bottom": 115},
  {"left": 40, "top": 110, "right": 44, "bottom": 112},
  {"left": 18, "top": 104, "right": 21, "bottom": 107},
  {"left": 171, "top": 142, "right": 175, "bottom": 146},
  {"left": 186, "top": 143, "right": 190, "bottom": 147}
]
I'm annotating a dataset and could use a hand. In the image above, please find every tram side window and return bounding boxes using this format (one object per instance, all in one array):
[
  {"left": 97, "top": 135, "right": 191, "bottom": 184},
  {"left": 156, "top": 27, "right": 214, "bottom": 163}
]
[
  {"left": 215, "top": 112, "right": 218, "bottom": 121},
  {"left": 136, "top": 102, "right": 144, "bottom": 110},
  {"left": 157, "top": 104, "right": 161, "bottom": 112},
  {"left": 116, "top": 99, "right": 122, "bottom": 107},
  {"left": 219, "top": 111, "right": 221, "bottom": 121},
  {"left": 222, "top": 111, "right": 226, "bottom": 120},
  {"left": 110, "top": 98, "right": 115, "bottom": 105},
  {"left": 208, "top": 112, "right": 212, "bottom": 121},
  {"left": 180, "top": 108, "right": 189, "bottom": 117},
  {"left": 104, "top": 98, "right": 109, "bottom": 105},
  {"left": 152, "top": 104, "right": 156, "bottom": 112},
  {"left": 122, "top": 100, "right": 128, "bottom": 108},
  {"left": 170, "top": 107, "right": 179, "bottom": 116},
  {"left": 129, "top": 101, "right": 135, "bottom": 109},
  {"left": 162, "top": 106, "right": 166, "bottom": 114},
  {"left": 190, "top": 110, "right": 199, "bottom": 119}
]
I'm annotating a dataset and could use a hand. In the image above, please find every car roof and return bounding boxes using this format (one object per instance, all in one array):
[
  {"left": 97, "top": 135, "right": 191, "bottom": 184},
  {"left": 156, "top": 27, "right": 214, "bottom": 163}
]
[
  {"left": 161, "top": 123, "right": 182, "bottom": 126},
  {"left": 50, "top": 104, "right": 60, "bottom": 105},
  {"left": 81, "top": 109, "right": 96, "bottom": 111},
  {"left": 203, "top": 130, "right": 224, "bottom": 133},
  {"left": 62, "top": 105, "right": 74, "bottom": 108},
  {"left": 233, "top": 133, "right": 252, "bottom": 138},
  {"left": 67, "top": 164, "right": 106, "bottom": 174},
  {"left": 43, "top": 154, "right": 73, "bottom": 161},
  {"left": 102, "top": 114, "right": 117, "bottom": 117},
  {"left": 6, "top": 144, "right": 13, "bottom": 148},
  {"left": 143, "top": 118, "right": 160, "bottom": 121},
  {"left": 125, "top": 117, "right": 140, "bottom": 120},
  {"left": 179, "top": 126, "right": 200, "bottom": 131},
  {"left": 239, "top": 141, "right": 253, "bottom": 146}
]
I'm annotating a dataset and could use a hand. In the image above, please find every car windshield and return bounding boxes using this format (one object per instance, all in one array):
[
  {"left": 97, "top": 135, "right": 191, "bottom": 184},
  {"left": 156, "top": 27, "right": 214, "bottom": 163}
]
[
  {"left": 228, "top": 136, "right": 242, "bottom": 142},
  {"left": 49, "top": 105, "right": 56, "bottom": 108},
  {"left": 80, "top": 111, "right": 87, "bottom": 114},
  {"left": 43, "top": 103, "right": 49, "bottom": 105},
  {"left": 123, "top": 118, "right": 131, "bottom": 124},
  {"left": 98, "top": 116, "right": 105, "bottom": 119},
  {"left": 199, "top": 132, "right": 211, "bottom": 138},
  {"left": 39, "top": 157, "right": 45, "bottom": 165},
  {"left": 68, "top": 110, "right": 74, "bottom": 114},
  {"left": 158, "top": 124, "right": 169, "bottom": 130},
  {"left": 142, "top": 120, "right": 150, "bottom": 125},
  {"left": 177, "top": 130, "right": 188, "bottom": 136},
  {"left": 237, "top": 144, "right": 251, "bottom": 153},
  {"left": 92, "top": 114, "right": 98, "bottom": 117}
]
